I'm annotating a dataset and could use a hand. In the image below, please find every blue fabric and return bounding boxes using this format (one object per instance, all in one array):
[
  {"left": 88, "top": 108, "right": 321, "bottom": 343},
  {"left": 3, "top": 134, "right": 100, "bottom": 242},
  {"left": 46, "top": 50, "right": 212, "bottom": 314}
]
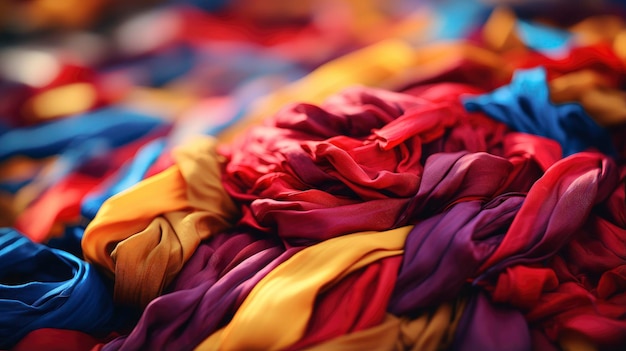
[
  {"left": 516, "top": 20, "right": 571, "bottom": 52},
  {"left": 0, "top": 228, "right": 116, "bottom": 349},
  {"left": 46, "top": 226, "right": 85, "bottom": 260},
  {"left": 0, "top": 107, "right": 164, "bottom": 162},
  {"left": 81, "top": 138, "right": 166, "bottom": 221},
  {"left": 462, "top": 67, "right": 616, "bottom": 157}
]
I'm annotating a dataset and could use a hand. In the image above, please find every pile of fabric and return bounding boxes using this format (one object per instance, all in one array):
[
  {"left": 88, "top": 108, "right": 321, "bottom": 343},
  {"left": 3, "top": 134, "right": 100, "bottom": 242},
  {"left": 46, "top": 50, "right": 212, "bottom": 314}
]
[{"left": 1, "top": 1, "right": 625, "bottom": 350}]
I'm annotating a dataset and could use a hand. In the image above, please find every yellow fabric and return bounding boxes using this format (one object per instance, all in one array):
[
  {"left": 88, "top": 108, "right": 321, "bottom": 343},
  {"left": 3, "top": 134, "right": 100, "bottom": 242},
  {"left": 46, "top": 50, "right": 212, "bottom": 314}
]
[
  {"left": 81, "top": 136, "right": 239, "bottom": 306},
  {"left": 481, "top": 6, "right": 525, "bottom": 52},
  {"left": 194, "top": 226, "right": 413, "bottom": 351},
  {"left": 549, "top": 70, "right": 626, "bottom": 126}
]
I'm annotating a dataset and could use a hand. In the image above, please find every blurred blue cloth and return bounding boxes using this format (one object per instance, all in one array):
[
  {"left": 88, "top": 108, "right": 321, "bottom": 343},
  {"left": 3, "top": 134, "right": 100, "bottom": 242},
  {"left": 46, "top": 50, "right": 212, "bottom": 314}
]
[
  {"left": 81, "top": 138, "right": 166, "bottom": 221},
  {"left": 462, "top": 67, "right": 616, "bottom": 157},
  {"left": 0, "top": 107, "right": 165, "bottom": 162},
  {"left": 0, "top": 228, "right": 116, "bottom": 349}
]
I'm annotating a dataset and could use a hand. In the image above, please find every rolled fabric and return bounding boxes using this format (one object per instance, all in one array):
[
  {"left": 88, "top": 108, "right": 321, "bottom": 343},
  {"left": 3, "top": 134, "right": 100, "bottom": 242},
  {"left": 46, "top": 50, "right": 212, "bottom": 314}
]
[
  {"left": 302, "top": 299, "right": 466, "bottom": 351},
  {"left": 82, "top": 136, "right": 239, "bottom": 307},
  {"left": 102, "top": 231, "right": 295, "bottom": 351},
  {"left": 463, "top": 67, "right": 617, "bottom": 157},
  {"left": 195, "top": 226, "right": 412, "bottom": 350},
  {"left": 0, "top": 228, "right": 116, "bottom": 349}
]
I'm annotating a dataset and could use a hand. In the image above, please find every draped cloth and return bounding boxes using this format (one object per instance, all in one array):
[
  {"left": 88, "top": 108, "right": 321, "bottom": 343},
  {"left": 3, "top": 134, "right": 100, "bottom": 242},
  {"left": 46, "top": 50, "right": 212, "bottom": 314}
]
[
  {"left": 81, "top": 136, "right": 239, "bottom": 307},
  {"left": 0, "top": 228, "right": 116, "bottom": 349},
  {"left": 302, "top": 300, "right": 466, "bottom": 351},
  {"left": 102, "top": 231, "right": 295, "bottom": 351},
  {"left": 194, "top": 226, "right": 412, "bottom": 350}
]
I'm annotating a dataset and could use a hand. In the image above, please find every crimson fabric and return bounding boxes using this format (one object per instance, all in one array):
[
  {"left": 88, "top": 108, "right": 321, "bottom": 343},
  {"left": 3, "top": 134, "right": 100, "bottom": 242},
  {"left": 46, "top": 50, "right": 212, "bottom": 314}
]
[
  {"left": 490, "top": 166, "right": 626, "bottom": 349},
  {"left": 479, "top": 152, "right": 620, "bottom": 276},
  {"left": 222, "top": 87, "right": 419, "bottom": 244},
  {"left": 507, "top": 43, "right": 626, "bottom": 87},
  {"left": 286, "top": 256, "right": 402, "bottom": 350},
  {"left": 221, "top": 84, "right": 511, "bottom": 245},
  {"left": 9, "top": 329, "right": 113, "bottom": 351},
  {"left": 102, "top": 231, "right": 298, "bottom": 351}
]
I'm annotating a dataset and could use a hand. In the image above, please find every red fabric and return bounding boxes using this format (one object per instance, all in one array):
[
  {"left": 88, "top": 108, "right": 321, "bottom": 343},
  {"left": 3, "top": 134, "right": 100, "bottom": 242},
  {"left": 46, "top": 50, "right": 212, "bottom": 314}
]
[
  {"left": 479, "top": 152, "right": 620, "bottom": 273},
  {"left": 507, "top": 43, "right": 626, "bottom": 87},
  {"left": 221, "top": 85, "right": 513, "bottom": 245},
  {"left": 486, "top": 163, "right": 626, "bottom": 347},
  {"left": 286, "top": 256, "right": 402, "bottom": 350},
  {"left": 9, "top": 329, "right": 109, "bottom": 351}
]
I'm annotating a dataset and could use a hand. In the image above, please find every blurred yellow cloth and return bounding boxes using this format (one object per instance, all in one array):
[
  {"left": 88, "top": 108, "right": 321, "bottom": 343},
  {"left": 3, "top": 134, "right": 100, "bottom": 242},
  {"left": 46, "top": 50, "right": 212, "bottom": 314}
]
[
  {"left": 81, "top": 136, "right": 239, "bottom": 307},
  {"left": 217, "top": 38, "right": 416, "bottom": 143},
  {"left": 549, "top": 70, "right": 626, "bottom": 126}
]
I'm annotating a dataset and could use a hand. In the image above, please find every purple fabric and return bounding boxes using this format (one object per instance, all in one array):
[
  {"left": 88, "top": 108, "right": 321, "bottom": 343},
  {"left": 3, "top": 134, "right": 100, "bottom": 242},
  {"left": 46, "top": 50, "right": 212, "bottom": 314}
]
[
  {"left": 102, "top": 231, "right": 299, "bottom": 351},
  {"left": 389, "top": 195, "right": 523, "bottom": 315},
  {"left": 451, "top": 291, "right": 532, "bottom": 351}
]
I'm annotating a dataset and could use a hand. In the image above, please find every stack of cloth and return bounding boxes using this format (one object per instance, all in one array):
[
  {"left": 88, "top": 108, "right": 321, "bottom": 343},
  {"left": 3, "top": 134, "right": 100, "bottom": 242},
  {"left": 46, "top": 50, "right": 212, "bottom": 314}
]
[{"left": 1, "top": 1, "right": 625, "bottom": 350}]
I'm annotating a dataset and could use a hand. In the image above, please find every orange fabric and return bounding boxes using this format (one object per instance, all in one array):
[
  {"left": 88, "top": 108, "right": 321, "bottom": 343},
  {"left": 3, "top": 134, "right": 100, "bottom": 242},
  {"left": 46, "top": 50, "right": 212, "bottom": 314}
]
[
  {"left": 81, "top": 136, "right": 239, "bottom": 306},
  {"left": 549, "top": 70, "right": 626, "bottom": 126}
]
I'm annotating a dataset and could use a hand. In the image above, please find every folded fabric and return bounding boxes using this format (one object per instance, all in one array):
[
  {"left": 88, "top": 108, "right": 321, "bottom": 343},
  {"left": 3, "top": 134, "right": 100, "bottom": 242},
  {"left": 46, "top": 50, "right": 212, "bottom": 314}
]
[
  {"left": 490, "top": 165, "right": 626, "bottom": 349},
  {"left": 286, "top": 256, "right": 403, "bottom": 350},
  {"left": 302, "top": 300, "right": 466, "bottom": 351},
  {"left": 0, "top": 228, "right": 116, "bottom": 349},
  {"left": 82, "top": 136, "right": 239, "bottom": 307},
  {"left": 222, "top": 87, "right": 424, "bottom": 244}
]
